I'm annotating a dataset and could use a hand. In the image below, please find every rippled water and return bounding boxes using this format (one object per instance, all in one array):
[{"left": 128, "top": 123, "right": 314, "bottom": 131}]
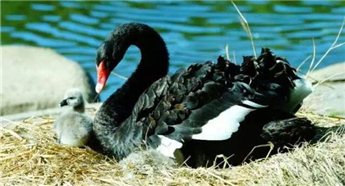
[{"left": 2, "top": 1, "right": 344, "bottom": 100}]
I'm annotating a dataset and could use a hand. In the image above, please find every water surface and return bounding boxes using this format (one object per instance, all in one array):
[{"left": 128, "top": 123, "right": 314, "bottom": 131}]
[{"left": 1, "top": 1, "right": 344, "bottom": 100}]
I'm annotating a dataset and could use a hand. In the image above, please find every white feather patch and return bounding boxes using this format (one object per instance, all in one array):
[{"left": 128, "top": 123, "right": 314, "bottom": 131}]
[
  {"left": 192, "top": 101, "right": 267, "bottom": 141},
  {"left": 243, "top": 100, "right": 267, "bottom": 108},
  {"left": 156, "top": 135, "right": 183, "bottom": 158}
]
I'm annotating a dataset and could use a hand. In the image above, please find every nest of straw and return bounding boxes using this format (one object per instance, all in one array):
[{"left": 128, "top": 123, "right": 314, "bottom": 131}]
[{"left": 1, "top": 110, "right": 344, "bottom": 186}]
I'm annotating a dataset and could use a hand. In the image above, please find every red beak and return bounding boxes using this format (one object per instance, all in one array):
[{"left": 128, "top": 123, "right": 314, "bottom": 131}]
[{"left": 96, "top": 61, "right": 110, "bottom": 93}]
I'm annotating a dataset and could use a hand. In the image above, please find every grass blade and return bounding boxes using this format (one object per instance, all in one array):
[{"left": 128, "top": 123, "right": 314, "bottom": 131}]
[
  {"left": 297, "top": 55, "right": 311, "bottom": 72},
  {"left": 231, "top": 1, "right": 257, "bottom": 58},
  {"left": 225, "top": 44, "right": 230, "bottom": 61},
  {"left": 307, "top": 38, "right": 317, "bottom": 77},
  {"left": 311, "top": 17, "right": 345, "bottom": 72}
]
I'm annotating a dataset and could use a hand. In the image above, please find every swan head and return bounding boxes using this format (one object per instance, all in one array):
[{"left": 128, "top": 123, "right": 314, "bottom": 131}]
[
  {"left": 95, "top": 40, "right": 122, "bottom": 93},
  {"left": 60, "top": 88, "right": 84, "bottom": 108},
  {"left": 95, "top": 23, "right": 170, "bottom": 94},
  {"left": 95, "top": 23, "right": 141, "bottom": 93},
  {"left": 96, "top": 31, "right": 133, "bottom": 93}
]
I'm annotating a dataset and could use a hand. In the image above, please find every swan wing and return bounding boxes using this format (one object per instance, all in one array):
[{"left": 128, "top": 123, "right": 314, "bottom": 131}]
[{"left": 128, "top": 49, "right": 312, "bottom": 150}]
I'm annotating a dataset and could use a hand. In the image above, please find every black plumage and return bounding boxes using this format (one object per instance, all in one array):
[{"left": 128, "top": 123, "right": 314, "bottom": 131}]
[{"left": 91, "top": 22, "right": 315, "bottom": 167}]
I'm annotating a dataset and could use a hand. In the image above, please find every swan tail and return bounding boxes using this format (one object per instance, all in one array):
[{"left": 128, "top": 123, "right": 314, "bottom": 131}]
[
  {"left": 283, "top": 77, "right": 313, "bottom": 113},
  {"left": 232, "top": 48, "right": 313, "bottom": 112}
]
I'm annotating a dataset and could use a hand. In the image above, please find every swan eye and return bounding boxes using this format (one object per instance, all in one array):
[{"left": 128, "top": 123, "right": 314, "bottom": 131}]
[
  {"left": 69, "top": 97, "right": 77, "bottom": 100},
  {"left": 100, "top": 56, "right": 108, "bottom": 62},
  {"left": 102, "top": 56, "right": 109, "bottom": 63},
  {"left": 96, "top": 56, "right": 109, "bottom": 67}
]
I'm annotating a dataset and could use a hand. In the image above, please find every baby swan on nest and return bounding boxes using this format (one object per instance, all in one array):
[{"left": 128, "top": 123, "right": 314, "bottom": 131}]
[{"left": 54, "top": 88, "right": 93, "bottom": 147}]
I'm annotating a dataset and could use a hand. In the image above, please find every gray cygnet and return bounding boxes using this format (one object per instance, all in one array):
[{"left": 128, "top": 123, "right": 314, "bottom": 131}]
[{"left": 54, "top": 88, "right": 93, "bottom": 147}]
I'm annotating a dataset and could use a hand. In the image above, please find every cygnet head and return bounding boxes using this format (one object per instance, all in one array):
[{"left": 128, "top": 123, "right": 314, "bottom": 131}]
[{"left": 60, "top": 88, "right": 84, "bottom": 108}]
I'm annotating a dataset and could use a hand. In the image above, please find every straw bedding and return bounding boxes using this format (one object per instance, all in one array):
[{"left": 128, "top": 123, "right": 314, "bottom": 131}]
[{"left": 1, "top": 110, "right": 344, "bottom": 186}]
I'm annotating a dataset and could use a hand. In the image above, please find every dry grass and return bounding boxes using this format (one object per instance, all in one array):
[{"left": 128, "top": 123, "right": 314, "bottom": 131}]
[{"left": 1, "top": 111, "right": 344, "bottom": 186}]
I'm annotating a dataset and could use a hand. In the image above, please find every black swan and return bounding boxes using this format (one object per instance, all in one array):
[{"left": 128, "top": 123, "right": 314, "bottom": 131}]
[
  {"left": 92, "top": 23, "right": 315, "bottom": 167},
  {"left": 54, "top": 88, "right": 93, "bottom": 147}
]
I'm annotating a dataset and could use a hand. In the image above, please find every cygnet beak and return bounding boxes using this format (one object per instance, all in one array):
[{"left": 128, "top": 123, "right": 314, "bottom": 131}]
[{"left": 59, "top": 99, "right": 68, "bottom": 107}]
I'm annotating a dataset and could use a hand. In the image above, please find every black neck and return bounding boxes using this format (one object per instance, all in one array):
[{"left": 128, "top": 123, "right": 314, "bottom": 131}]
[{"left": 95, "top": 23, "right": 169, "bottom": 127}]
